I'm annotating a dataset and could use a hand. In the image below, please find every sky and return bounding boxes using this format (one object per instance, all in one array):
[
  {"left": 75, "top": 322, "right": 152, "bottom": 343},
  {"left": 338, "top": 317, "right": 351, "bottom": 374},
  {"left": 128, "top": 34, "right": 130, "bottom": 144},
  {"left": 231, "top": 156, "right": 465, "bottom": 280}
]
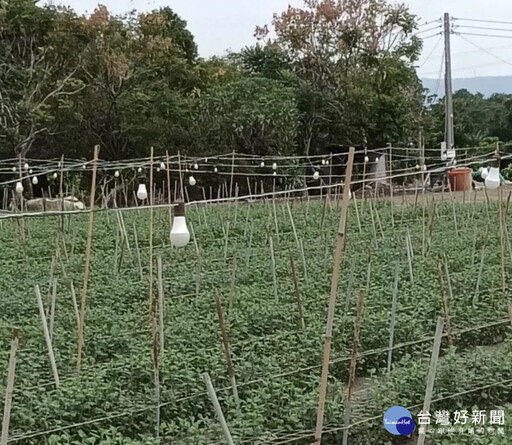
[{"left": 47, "top": 0, "right": 512, "bottom": 79}]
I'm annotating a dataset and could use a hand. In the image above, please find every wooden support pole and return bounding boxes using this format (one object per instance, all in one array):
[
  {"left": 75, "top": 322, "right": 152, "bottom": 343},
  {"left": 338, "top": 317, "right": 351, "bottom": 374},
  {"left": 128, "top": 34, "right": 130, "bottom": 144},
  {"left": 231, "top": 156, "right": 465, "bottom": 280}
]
[
  {"left": 76, "top": 145, "right": 99, "bottom": 372},
  {"left": 387, "top": 266, "right": 400, "bottom": 372},
  {"left": 49, "top": 279, "right": 57, "bottom": 342},
  {"left": 269, "top": 236, "right": 278, "bottom": 302},
  {"left": 35, "top": 285, "right": 60, "bottom": 386},
  {"left": 1, "top": 329, "right": 19, "bottom": 445},
  {"left": 157, "top": 256, "right": 165, "bottom": 356},
  {"left": 417, "top": 318, "right": 444, "bottom": 445},
  {"left": 342, "top": 289, "right": 365, "bottom": 445},
  {"left": 498, "top": 186, "right": 506, "bottom": 294},
  {"left": 203, "top": 372, "right": 235, "bottom": 445},
  {"left": 289, "top": 251, "right": 305, "bottom": 330},
  {"left": 314, "top": 147, "right": 355, "bottom": 445},
  {"left": 437, "top": 263, "right": 454, "bottom": 346},
  {"left": 214, "top": 296, "right": 240, "bottom": 411}
]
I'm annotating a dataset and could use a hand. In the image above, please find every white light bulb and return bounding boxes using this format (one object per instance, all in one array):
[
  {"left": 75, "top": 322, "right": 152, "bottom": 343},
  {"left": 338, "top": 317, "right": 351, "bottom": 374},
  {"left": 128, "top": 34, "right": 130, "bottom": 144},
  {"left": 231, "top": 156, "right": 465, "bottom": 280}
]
[
  {"left": 375, "top": 157, "right": 379, "bottom": 163},
  {"left": 204, "top": 157, "right": 208, "bottom": 162},
  {"left": 12, "top": 166, "right": 16, "bottom": 172},
  {"left": 485, "top": 167, "right": 500, "bottom": 190},
  {"left": 138, "top": 167, "right": 142, "bottom": 173},
  {"left": 82, "top": 164, "right": 86, "bottom": 169},
  {"left": 442, "top": 154, "right": 447, "bottom": 161},
  {"left": 170, "top": 202, "right": 190, "bottom": 247},
  {"left": 24, "top": 163, "right": 29, "bottom": 170},
  {"left": 160, "top": 162, "right": 165, "bottom": 170},
  {"left": 326, "top": 160, "right": 330, "bottom": 165},
  {"left": 481, "top": 167, "right": 488, "bottom": 179},
  {"left": 29, "top": 169, "right": 33, "bottom": 174},
  {"left": 273, "top": 171, "right": 277, "bottom": 176},
  {"left": 416, "top": 164, "right": 420, "bottom": 170},
  {"left": 114, "top": 170, "right": 120, "bottom": 178},
  {"left": 194, "top": 163, "right": 198, "bottom": 170},
  {"left": 189, "top": 176, "right": 196, "bottom": 186},
  {"left": 272, "top": 162, "right": 277, "bottom": 170},
  {"left": 32, "top": 176, "right": 38, "bottom": 185},
  {"left": 156, "top": 167, "right": 161, "bottom": 172},
  {"left": 260, "top": 161, "right": 265, "bottom": 167},
  {"left": 313, "top": 171, "right": 320, "bottom": 180},
  {"left": 364, "top": 156, "right": 369, "bottom": 163},
  {"left": 214, "top": 167, "right": 218, "bottom": 173},
  {"left": 321, "top": 159, "right": 326, "bottom": 165},
  {"left": 53, "top": 172, "right": 58, "bottom": 179},
  {"left": 422, "top": 164, "right": 427, "bottom": 171},
  {"left": 136, "top": 183, "right": 148, "bottom": 201},
  {"left": 15, "top": 182, "right": 23, "bottom": 194}
]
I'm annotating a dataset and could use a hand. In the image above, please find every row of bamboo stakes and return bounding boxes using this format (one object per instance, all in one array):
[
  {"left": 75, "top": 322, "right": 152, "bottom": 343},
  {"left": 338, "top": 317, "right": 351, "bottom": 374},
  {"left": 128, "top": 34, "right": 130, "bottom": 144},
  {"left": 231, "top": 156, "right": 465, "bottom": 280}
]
[{"left": 1, "top": 145, "right": 512, "bottom": 444}]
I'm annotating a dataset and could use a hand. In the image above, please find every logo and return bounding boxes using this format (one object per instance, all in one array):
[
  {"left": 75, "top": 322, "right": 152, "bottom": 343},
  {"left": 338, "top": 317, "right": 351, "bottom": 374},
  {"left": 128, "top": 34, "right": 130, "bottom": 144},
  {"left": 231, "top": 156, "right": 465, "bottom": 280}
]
[{"left": 383, "top": 406, "right": 416, "bottom": 435}]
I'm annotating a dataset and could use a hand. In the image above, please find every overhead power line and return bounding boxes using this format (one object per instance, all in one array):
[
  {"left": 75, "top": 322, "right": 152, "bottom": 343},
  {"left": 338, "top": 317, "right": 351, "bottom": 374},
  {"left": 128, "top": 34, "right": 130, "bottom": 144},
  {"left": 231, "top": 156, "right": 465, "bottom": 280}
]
[
  {"left": 455, "top": 32, "right": 512, "bottom": 39},
  {"left": 455, "top": 33, "right": 512, "bottom": 68},
  {"left": 453, "top": 17, "right": 512, "bottom": 26},
  {"left": 454, "top": 25, "right": 512, "bottom": 33},
  {"left": 418, "top": 35, "right": 443, "bottom": 68}
]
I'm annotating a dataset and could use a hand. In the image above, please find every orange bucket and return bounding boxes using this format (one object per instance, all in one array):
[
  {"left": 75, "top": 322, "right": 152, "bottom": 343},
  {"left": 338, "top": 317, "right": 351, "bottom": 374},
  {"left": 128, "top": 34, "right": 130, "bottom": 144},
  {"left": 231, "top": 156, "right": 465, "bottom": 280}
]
[{"left": 448, "top": 168, "right": 472, "bottom": 192}]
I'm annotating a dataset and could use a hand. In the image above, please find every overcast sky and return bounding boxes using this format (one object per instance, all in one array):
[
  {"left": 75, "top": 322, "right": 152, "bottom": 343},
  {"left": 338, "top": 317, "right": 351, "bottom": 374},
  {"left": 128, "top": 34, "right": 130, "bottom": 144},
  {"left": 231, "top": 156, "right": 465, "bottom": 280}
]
[{"left": 47, "top": 0, "right": 512, "bottom": 79}]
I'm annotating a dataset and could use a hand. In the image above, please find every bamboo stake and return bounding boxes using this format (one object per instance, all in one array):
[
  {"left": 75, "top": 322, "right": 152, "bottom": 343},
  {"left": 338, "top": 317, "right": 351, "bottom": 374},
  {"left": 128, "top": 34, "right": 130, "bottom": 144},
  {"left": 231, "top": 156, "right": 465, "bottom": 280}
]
[
  {"left": 286, "top": 202, "right": 300, "bottom": 249},
  {"left": 498, "top": 186, "right": 506, "bottom": 293},
  {"left": 314, "top": 147, "right": 355, "bottom": 445},
  {"left": 0, "top": 329, "right": 19, "bottom": 445},
  {"left": 437, "top": 263, "right": 454, "bottom": 346},
  {"left": 352, "top": 192, "right": 362, "bottom": 234},
  {"left": 133, "top": 223, "right": 144, "bottom": 281},
  {"left": 289, "top": 252, "right": 305, "bottom": 330},
  {"left": 49, "top": 279, "right": 57, "bottom": 342},
  {"left": 269, "top": 236, "right": 278, "bottom": 302},
  {"left": 157, "top": 256, "right": 165, "bottom": 356},
  {"left": 342, "top": 289, "right": 365, "bottom": 445},
  {"left": 406, "top": 235, "right": 414, "bottom": 282},
  {"left": 35, "top": 285, "right": 60, "bottom": 386},
  {"left": 202, "top": 372, "right": 235, "bottom": 445},
  {"left": 417, "top": 318, "right": 444, "bottom": 445},
  {"left": 214, "top": 296, "right": 240, "bottom": 411},
  {"left": 69, "top": 281, "right": 80, "bottom": 343},
  {"left": 387, "top": 265, "right": 399, "bottom": 372},
  {"left": 299, "top": 239, "right": 308, "bottom": 283},
  {"left": 76, "top": 145, "right": 99, "bottom": 372}
]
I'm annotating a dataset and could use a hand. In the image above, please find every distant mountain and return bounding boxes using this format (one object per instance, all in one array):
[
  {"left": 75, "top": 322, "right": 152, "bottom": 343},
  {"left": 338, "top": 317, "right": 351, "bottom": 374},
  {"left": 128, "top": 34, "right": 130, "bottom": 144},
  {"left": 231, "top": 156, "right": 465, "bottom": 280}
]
[{"left": 421, "top": 76, "right": 512, "bottom": 98}]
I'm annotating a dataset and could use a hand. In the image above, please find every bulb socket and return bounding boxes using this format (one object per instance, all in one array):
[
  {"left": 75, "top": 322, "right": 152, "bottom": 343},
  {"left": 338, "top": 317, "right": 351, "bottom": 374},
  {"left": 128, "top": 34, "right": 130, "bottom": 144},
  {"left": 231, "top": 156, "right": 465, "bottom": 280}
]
[{"left": 174, "top": 201, "right": 185, "bottom": 217}]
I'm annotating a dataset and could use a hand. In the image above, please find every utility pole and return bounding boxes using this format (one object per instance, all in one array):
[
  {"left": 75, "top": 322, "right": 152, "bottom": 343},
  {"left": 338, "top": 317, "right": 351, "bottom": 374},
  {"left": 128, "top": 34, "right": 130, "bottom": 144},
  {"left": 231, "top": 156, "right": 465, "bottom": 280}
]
[{"left": 444, "top": 12, "right": 455, "bottom": 162}]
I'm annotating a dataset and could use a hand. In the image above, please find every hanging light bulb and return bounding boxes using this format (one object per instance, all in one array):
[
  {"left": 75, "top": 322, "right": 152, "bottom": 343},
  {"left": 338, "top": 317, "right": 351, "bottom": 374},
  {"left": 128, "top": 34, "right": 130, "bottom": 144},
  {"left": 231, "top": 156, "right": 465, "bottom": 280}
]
[
  {"left": 52, "top": 172, "right": 58, "bottom": 179},
  {"left": 138, "top": 167, "right": 142, "bottom": 173},
  {"left": 12, "top": 166, "right": 16, "bottom": 172},
  {"left": 416, "top": 164, "right": 420, "bottom": 170},
  {"left": 156, "top": 167, "right": 161, "bottom": 172},
  {"left": 326, "top": 160, "right": 330, "bottom": 165},
  {"left": 137, "top": 183, "right": 148, "bottom": 201},
  {"left": 24, "top": 163, "right": 29, "bottom": 170},
  {"left": 364, "top": 156, "right": 369, "bottom": 163},
  {"left": 214, "top": 167, "right": 218, "bottom": 173},
  {"left": 32, "top": 176, "right": 38, "bottom": 185},
  {"left": 273, "top": 171, "right": 277, "bottom": 176},
  {"left": 114, "top": 170, "right": 120, "bottom": 178},
  {"left": 160, "top": 162, "right": 165, "bottom": 170},
  {"left": 194, "top": 163, "right": 198, "bottom": 170},
  {"left": 170, "top": 201, "right": 190, "bottom": 247},
  {"left": 189, "top": 176, "right": 196, "bottom": 186},
  {"left": 82, "top": 164, "right": 86, "bottom": 169},
  {"left": 321, "top": 159, "right": 326, "bottom": 165},
  {"left": 15, "top": 182, "right": 23, "bottom": 195},
  {"left": 29, "top": 169, "right": 33, "bottom": 174},
  {"left": 260, "top": 161, "right": 265, "bottom": 168},
  {"left": 422, "top": 165, "right": 427, "bottom": 171},
  {"left": 485, "top": 167, "right": 501, "bottom": 189},
  {"left": 272, "top": 162, "right": 277, "bottom": 170},
  {"left": 375, "top": 157, "right": 379, "bottom": 163},
  {"left": 313, "top": 171, "right": 320, "bottom": 180},
  {"left": 481, "top": 167, "right": 489, "bottom": 179}
]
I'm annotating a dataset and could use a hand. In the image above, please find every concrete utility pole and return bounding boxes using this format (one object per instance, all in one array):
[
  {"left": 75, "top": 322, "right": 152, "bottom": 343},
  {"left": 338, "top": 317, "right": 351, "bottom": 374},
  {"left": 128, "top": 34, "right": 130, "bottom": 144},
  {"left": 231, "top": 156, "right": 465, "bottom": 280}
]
[{"left": 444, "top": 12, "right": 455, "bottom": 160}]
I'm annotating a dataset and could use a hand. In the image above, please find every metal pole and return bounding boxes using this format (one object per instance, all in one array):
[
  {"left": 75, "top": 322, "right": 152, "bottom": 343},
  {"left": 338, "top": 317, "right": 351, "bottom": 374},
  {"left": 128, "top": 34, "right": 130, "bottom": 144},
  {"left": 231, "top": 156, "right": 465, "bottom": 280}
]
[{"left": 444, "top": 13, "right": 454, "bottom": 158}]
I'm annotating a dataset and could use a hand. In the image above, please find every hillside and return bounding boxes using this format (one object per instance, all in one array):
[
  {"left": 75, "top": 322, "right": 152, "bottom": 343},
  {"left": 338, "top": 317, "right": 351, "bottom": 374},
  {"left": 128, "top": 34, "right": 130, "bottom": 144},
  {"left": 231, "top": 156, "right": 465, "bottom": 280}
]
[{"left": 421, "top": 76, "right": 512, "bottom": 97}]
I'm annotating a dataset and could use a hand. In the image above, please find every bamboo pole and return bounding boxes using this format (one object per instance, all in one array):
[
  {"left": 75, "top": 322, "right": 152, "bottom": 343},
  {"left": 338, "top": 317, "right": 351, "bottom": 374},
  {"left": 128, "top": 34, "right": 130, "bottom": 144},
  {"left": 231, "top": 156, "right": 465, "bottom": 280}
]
[
  {"left": 0, "top": 329, "right": 19, "bottom": 445},
  {"left": 387, "top": 265, "right": 400, "bottom": 372},
  {"left": 437, "top": 263, "right": 454, "bottom": 346},
  {"left": 417, "top": 318, "right": 444, "bottom": 445},
  {"left": 214, "top": 296, "right": 240, "bottom": 411},
  {"left": 289, "top": 251, "right": 305, "bottom": 330},
  {"left": 203, "top": 372, "right": 235, "bottom": 445},
  {"left": 314, "top": 147, "right": 355, "bottom": 445},
  {"left": 157, "top": 256, "right": 165, "bottom": 356},
  {"left": 133, "top": 222, "right": 144, "bottom": 281},
  {"left": 498, "top": 186, "right": 506, "bottom": 293},
  {"left": 269, "top": 236, "right": 278, "bottom": 302},
  {"left": 69, "top": 281, "right": 80, "bottom": 344},
  {"left": 76, "top": 145, "right": 99, "bottom": 372},
  {"left": 49, "top": 279, "right": 57, "bottom": 342},
  {"left": 35, "top": 285, "right": 60, "bottom": 386},
  {"left": 342, "top": 289, "right": 365, "bottom": 445}
]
